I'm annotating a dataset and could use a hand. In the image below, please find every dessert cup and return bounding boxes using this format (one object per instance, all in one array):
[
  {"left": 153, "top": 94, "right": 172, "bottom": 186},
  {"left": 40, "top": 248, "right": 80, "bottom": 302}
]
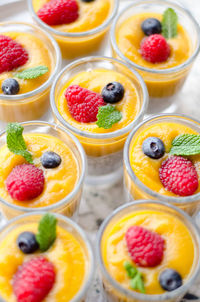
[
  {"left": 0, "top": 22, "right": 61, "bottom": 123},
  {"left": 50, "top": 56, "right": 148, "bottom": 186},
  {"left": 0, "top": 121, "right": 86, "bottom": 220},
  {"left": 0, "top": 212, "right": 94, "bottom": 302},
  {"left": 97, "top": 200, "right": 200, "bottom": 302},
  {"left": 111, "top": 0, "right": 200, "bottom": 114},
  {"left": 28, "top": 0, "right": 119, "bottom": 59},
  {"left": 124, "top": 114, "right": 200, "bottom": 216}
]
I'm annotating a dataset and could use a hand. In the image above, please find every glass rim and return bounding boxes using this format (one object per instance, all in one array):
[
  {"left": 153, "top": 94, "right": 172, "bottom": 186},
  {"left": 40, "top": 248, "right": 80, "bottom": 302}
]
[
  {"left": 27, "top": 0, "right": 119, "bottom": 38},
  {"left": 0, "top": 211, "right": 95, "bottom": 302},
  {"left": 110, "top": 0, "right": 200, "bottom": 75},
  {"left": 50, "top": 55, "right": 149, "bottom": 140},
  {"left": 97, "top": 199, "right": 200, "bottom": 301},
  {"left": 124, "top": 113, "right": 200, "bottom": 204},
  {"left": 0, "top": 120, "right": 86, "bottom": 213},
  {"left": 0, "top": 22, "right": 61, "bottom": 102}
]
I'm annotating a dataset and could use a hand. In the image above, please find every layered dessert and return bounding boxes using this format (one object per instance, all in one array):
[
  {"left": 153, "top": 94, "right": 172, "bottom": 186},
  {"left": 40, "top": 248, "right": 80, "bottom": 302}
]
[
  {"left": 30, "top": 0, "right": 118, "bottom": 59},
  {"left": 0, "top": 213, "right": 93, "bottom": 301},
  {"left": 112, "top": 1, "right": 200, "bottom": 99},
  {"left": 0, "top": 122, "right": 84, "bottom": 219},
  {"left": 98, "top": 201, "right": 200, "bottom": 302},
  {"left": 51, "top": 57, "right": 147, "bottom": 185},
  {"left": 124, "top": 115, "right": 200, "bottom": 214},
  {"left": 0, "top": 23, "right": 60, "bottom": 122}
]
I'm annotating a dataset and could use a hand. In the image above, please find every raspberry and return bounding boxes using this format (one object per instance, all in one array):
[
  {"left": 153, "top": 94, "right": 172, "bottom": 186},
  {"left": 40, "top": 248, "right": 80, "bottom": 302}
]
[
  {"left": 125, "top": 226, "right": 164, "bottom": 267},
  {"left": 6, "top": 164, "right": 45, "bottom": 201},
  {"left": 13, "top": 257, "right": 55, "bottom": 302},
  {"left": 37, "top": 0, "right": 79, "bottom": 26},
  {"left": 0, "top": 35, "right": 28, "bottom": 74},
  {"left": 65, "top": 85, "right": 106, "bottom": 123},
  {"left": 159, "top": 156, "right": 199, "bottom": 196},
  {"left": 140, "top": 34, "right": 170, "bottom": 63}
]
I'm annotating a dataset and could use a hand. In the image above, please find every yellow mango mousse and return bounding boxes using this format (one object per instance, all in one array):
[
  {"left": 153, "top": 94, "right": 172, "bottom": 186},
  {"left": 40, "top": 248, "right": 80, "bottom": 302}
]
[
  {"left": 0, "top": 32, "right": 52, "bottom": 94},
  {"left": 115, "top": 12, "right": 192, "bottom": 98},
  {"left": 102, "top": 209, "right": 195, "bottom": 295},
  {"left": 129, "top": 122, "right": 200, "bottom": 197},
  {"left": 32, "top": 0, "right": 114, "bottom": 58},
  {"left": 0, "top": 133, "right": 78, "bottom": 208},
  {"left": 57, "top": 69, "right": 140, "bottom": 134},
  {"left": 0, "top": 224, "right": 87, "bottom": 301}
]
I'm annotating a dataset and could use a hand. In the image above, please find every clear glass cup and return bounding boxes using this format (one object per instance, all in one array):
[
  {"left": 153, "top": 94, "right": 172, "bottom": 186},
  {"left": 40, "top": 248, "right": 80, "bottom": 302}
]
[
  {"left": 0, "top": 121, "right": 86, "bottom": 220},
  {"left": 0, "top": 22, "right": 61, "bottom": 124},
  {"left": 50, "top": 56, "right": 148, "bottom": 186},
  {"left": 97, "top": 200, "right": 200, "bottom": 302},
  {"left": 110, "top": 0, "right": 200, "bottom": 114},
  {"left": 124, "top": 114, "right": 200, "bottom": 216},
  {"left": 0, "top": 212, "right": 94, "bottom": 302},
  {"left": 27, "top": 0, "right": 119, "bottom": 59}
]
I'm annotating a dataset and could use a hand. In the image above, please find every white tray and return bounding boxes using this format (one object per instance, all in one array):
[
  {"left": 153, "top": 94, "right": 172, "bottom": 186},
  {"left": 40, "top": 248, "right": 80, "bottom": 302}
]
[{"left": 0, "top": 0, "right": 200, "bottom": 301}]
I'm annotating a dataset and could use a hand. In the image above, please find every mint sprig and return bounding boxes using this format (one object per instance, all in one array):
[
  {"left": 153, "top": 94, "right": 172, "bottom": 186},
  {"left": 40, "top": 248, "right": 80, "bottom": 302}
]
[
  {"left": 162, "top": 8, "right": 178, "bottom": 39},
  {"left": 124, "top": 261, "right": 145, "bottom": 293},
  {"left": 36, "top": 213, "right": 57, "bottom": 252},
  {"left": 15, "top": 66, "right": 48, "bottom": 79},
  {"left": 170, "top": 134, "right": 200, "bottom": 156},
  {"left": 96, "top": 104, "right": 122, "bottom": 129},
  {"left": 6, "top": 123, "right": 33, "bottom": 164}
]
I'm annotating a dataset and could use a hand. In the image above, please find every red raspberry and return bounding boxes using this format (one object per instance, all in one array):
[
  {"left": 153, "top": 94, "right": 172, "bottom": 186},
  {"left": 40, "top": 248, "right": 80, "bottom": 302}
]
[
  {"left": 125, "top": 226, "right": 164, "bottom": 267},
  {"left": 159, "top": 156, "right": 199, "bottom": 196},
  {"left": 13, "top": 257, "right": 55, "bottom": 302},
  {"left": 6, "top": 164, "right": 45, "bottom": 201},
  {"left": 0, "top": 35, "right": 28, "bottom": 74},
  {"left": 37, "top": 0, "right": 79, "bottom": 26},
  {"left": 140, "top": 34, "right": 170, "bottom": 63},
  {"left": 65, "top": 85, "right": 106, "bottom": 123}
]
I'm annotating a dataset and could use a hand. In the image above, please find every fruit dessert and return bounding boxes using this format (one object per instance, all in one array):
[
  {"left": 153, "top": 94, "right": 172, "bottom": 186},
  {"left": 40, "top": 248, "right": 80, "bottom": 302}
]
[
  {"left": 52, "top": 57, "right": 147, "bottom": 185},
  {"left": 0, "top": 122, "right": 82, "bottom": 218},
  {"left": 30, "top": 0, "right": 117, "bottom": 58},
  {"left": 98, "top": 201, "right": 200, "bottom": 301},
  {"left": 0, "top": 213, "right": 92, "bottom": 301},
  {"left": 112, "top": 2, "right": 199, "bottom": 98},
  {"left": 0, "top": 23, "right": 60, "bottom": 122}
]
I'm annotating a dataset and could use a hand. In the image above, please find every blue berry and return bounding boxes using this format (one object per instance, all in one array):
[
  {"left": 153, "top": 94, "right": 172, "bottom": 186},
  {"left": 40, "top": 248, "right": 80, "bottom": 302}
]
[
  {"left": 102, "top": 82, "right": 125, "bottom": 104},
  {"left": 81, "top": 0, "right": 95, "bottom": 2},
  {"left": 182, "top": 293, "right": 199, "bottom": 300},
  {"left": 141, "top": 18, "right": 162, "bottom": 36},
  {"left": 2, "top": 78, "right": 20, "bottom": 95},
  {"left": 41, "top": 151, "right": 61, "bottom": 169},
  {"left": 17, "top": 232, "right": 39, "bottom": 254},
  {"left": 159, "top": 269, "right": 182, "bottom": 292},
  {"left": 142, "top": 137, "right": 165, "bottom": 159}
]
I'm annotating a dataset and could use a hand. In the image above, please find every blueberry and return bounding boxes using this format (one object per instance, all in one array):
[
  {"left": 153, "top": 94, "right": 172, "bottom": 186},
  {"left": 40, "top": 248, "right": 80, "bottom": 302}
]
[
  {"left": 81, "top": 0, "right": 95, "bottom": 2},
  {"left": 102, "top": 82, "right": 125, "bottom": 104},
  {"left": 141, "top": 18, "right": 162, "bottom": 36},
  {"left": 182, "top": 293, "right": 199, "bottom": 300},
  {"left": 2, "top": 78, "right": 20, "bottom": 95},
  {"left": 41, "top": 151, "right": 61, "bottom": 169},
  {"left": 142, "top": 137, "right": 165, "bottom": 159},
  {"left": 17, "top": 232, "right": 39, "bottom": 254},
  {"left": 159, "top": 269, "right": 182, "bottom": 292}
]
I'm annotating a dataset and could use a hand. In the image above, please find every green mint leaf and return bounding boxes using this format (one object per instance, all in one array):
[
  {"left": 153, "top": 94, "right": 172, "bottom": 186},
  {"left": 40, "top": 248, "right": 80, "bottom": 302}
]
[
  {"left": 15, "top": 66, "right": 48, "bottom": 79},
  {"left": 6, "top": 123, "right": 33, "bottom": 164},
  {"left": 124, "top": 261, "right": 145, "bottom": 293},
  {"left": 124, "top": 261, "right": 137, "bottom": 278},
  {"left": 162, "top": 8, "right": 178, "bottom": 38},
  {"left": 170, "top": 134, "right": 200, "bottom": 156},
  {"left": 96, "top": 104, "right": 122, "bottom": 129},
  {"left": 36, "top": 213, "right": 57, "bottom": 252}
]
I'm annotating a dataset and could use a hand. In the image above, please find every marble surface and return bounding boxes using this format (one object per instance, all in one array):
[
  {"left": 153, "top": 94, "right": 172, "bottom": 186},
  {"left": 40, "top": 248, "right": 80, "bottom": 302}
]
[{"left": 1, "top": 0, "right": 200, "bottom": 301}]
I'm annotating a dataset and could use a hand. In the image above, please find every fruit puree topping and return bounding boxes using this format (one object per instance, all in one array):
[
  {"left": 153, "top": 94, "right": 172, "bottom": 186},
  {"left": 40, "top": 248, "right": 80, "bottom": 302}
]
[
  {"left": 65, "top": 84, "right": 124, "bottom": 128},
  {"left": 5, "top": 123, "right": 63, "bottom": 201},
  {"left": 13, "top": 214, "right": 57, "bottom": 302},
  {"left": 140, "top": 8, "right": 178, "bottom": 63},
  {"left": 0, "top": 35, "right": 28, "bottom": 74},
  {"left": 37, "top": 0, "right": 79, "bottom": 26}
]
